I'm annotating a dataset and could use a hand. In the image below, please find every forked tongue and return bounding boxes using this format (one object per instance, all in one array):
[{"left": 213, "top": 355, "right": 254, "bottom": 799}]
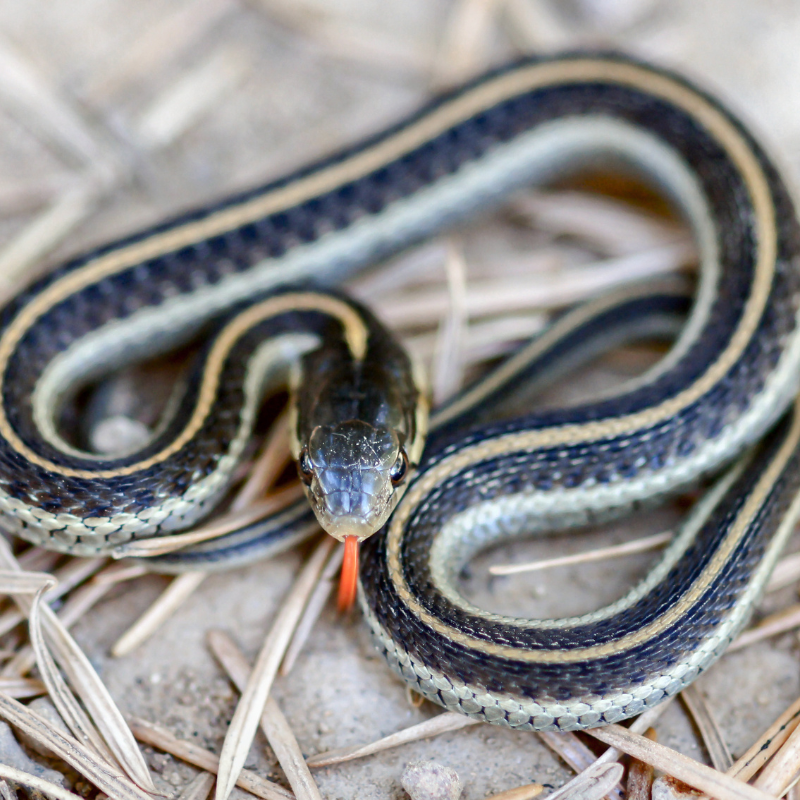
[{"left": 337, "top": 535, "right": 360, "bottom": 612}]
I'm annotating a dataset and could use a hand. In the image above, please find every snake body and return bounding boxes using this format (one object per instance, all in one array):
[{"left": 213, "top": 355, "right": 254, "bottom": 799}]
[{"left": 2, "top": 54, "right": 800, "bottom": 730}]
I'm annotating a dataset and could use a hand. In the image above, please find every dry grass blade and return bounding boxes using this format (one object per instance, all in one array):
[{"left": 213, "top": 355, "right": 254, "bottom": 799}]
[
  {"left": 306, "top": 711, "right": 480, "bottom": 767},
  {"left": 0, "top": 557, "right": 105, "bottom": 638},
  {"left": 766, "top": 551, "right": 800, "bottom": 592},
  {"left": 2, "top": 580, "right": 114, "bottom": 679},
  {"left": 753, "top": 720, "right": 800, "bottom": 795},
  {"left": 545, "top": 762, "right": 624, "bottom": 800},
  {"left": 501, "top": 0, "right": 572, "bottom": 51},
  {"left": 0, "top": 541, "right": 155, "bottom": 791},
  {"left": 489, "top": 531, "right": 672, "bottom": 575},
  {"left": 136, "top": 46, "right": 249, "bottom": 148},
  {"left": 0, "top": 38, "right": 103, "bottom": 164},
  {"left": 0, "top": 182, "right": 104, "bottom": 292},
  {"left": 29, "top": 584, "right": 118, "bottom": 765},
  {"left": 249, "top": 0, "right": 430, "bottom": 76},
  {"left": 129, "top": 717, "right": 293, "bottom": 800},
  {"left": 0, "top": 570, "right": 55, "bottom": 594},
  {"left": 407, "top": 313, "right": 547, "bottom": 366},
  {"left": 0, "top": 779, "right": 14, "bottom": 800},
  {"left": 91, "top": 563, "right": 149, "bottom": 587},
  {"left": 215, "top": 536, "right": 335, "bottom": 800},
  {"left": 431, "top": 241, "right": 469, "bottom": 404},
  {"left": 680, "top": 684, "right": 733, "bottom": 771},
  {"left": 0, "top": 693, "right": 153, "bottom": 800},
  {"left": 511, "top": 191, "right": 691, "bottom": 257},
  {"left": 729, "top": 696, "right": 800, "bottom": 780},
  {"left": 84, "top": 0, "right": 234, "bottom": 101},
  {"left": 431, "top": 0, "right": 502, "bottom": 87},
  {"left": 485, "top": 784, "right": 544, "bottom": 800},
  {"left": 728, "top": 604, "right": 800, "bottom": 652},
  {"left": 586, "top": 724, "right": 775, "bottom": 800},
  {"left": 0, "top": 763, "right": 86, "bottom": 800},
  {"left": 374, "top": 244, "right": 692, "bottom": 328},
  {"left": 230, "top": 411, "right": 290, "bottom": 512},
  {"left": 112, "top": 484, "right": 304, "bottom": 558},
  {"left": 208, "top": 630, "right": 322, "bottom": 800},
  {"left": 177, "top": 771, "right": 216, "bottom": 800},
  {"left": 0, "top": 677, "right": 46, "bottom": 698},
  {"left": 280, "top": 545, "right": 344, "bottom": 676},
  {"left": 111, "top": 571, "right": 208, "bottom": 657},
  {"left": 537, "top": 731, "right": 623, "bottom": 800},
  {"left": 35, "top": 614, "right": 154, "bottom": 787},
  {"left": 536, "top": 731, "right": 602, "bottom": 772},
  {"left": 17, "top": 547, "right": 61, "bottom": 571}
]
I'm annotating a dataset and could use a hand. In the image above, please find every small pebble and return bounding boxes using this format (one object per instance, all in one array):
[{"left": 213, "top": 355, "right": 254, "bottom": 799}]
[
  {"left": 652, "top": 776, "right": 702, "bottom": 800},
  {"left": 90, "top": 415, "right": 151, "bottom": 455},
  {"left": 401, "top": 760, "right": 462, "bottom": 800}
]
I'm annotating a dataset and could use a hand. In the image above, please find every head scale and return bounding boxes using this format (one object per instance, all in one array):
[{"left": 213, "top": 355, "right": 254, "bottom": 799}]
[{"left": 297, "top": 419, "right": 409, "bottom": 541}]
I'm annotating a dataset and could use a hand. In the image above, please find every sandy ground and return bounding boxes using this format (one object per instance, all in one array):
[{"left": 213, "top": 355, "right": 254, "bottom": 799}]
[{"left": 3, "top": 1, "right": 800, "bottom": 799}]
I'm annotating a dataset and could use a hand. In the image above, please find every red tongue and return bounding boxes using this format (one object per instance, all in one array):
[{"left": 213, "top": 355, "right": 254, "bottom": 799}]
[{"left": 337, "top": 536, "right": 360, "bottom": 612}]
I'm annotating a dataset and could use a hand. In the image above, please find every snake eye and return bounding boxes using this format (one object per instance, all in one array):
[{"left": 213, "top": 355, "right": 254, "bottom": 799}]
[
  {"left": 390, "top": 450, "right": 409, "bottom": 486},
  {"left": 298, "top": 447, "right": 314, "bottom": 485}
]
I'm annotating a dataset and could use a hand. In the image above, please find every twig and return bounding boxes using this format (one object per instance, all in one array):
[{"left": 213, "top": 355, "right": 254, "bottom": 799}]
[
  {"left": 111, "top": 571, "right": 208, "bottom": 657},
  {"left": 489, "top": 531, "right": 672, "bottom": 575},
  {"left": 207, "top": 630, "right": 322, "bottom": 800},
  {"left": 129, "top": 717, "right": 293, "bottom": 800},
  {"left": 215, "top": 537, "right": 335, "bottom": 800},
  {"left": 680, "top": 684, "right": 733, "bottom": 771}
]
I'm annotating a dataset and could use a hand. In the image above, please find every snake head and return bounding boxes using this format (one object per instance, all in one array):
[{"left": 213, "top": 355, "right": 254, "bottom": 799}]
[{"left": 297, "top": 420, "right": 409, "bottom": 542}]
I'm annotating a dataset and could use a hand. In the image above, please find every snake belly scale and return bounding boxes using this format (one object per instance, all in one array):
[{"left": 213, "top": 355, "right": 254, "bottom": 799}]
[{"left": 1, "top": 53, "right": 800, "bottom": 730}]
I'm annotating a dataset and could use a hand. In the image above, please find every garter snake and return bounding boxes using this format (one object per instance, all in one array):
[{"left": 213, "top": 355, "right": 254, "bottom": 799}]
[{"left": 2, "top": 53, "right": 800, "bottom": 732}]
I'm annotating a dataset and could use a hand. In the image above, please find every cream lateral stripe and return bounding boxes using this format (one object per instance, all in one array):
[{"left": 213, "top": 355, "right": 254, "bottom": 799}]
[
  {"left": 0, "top": 60, "right": 774, "bottom": 459},
  {"left": 1, "top": 293, "right": 367, "bottom": 480},
  {"left": 386, "top": 401, "right": 800, "bottom": 664}
]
